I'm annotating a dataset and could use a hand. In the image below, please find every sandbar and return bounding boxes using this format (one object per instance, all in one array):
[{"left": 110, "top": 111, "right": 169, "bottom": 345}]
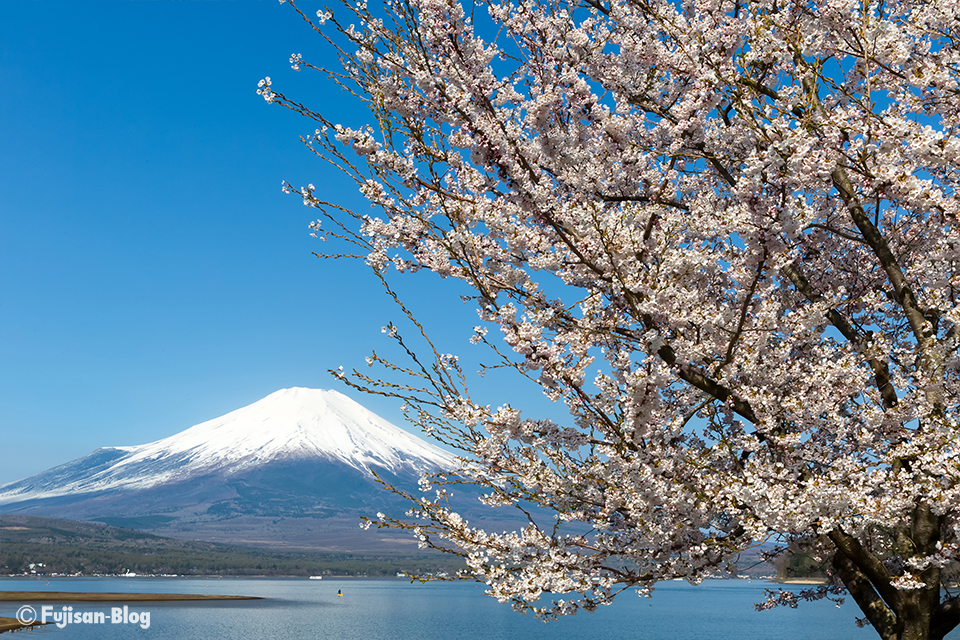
[
  {"left": 0, "top": 616, "right": 47, "bottom": 633},
  {"left": 0, "top": 591, "right": 262, "bottom": 602}
]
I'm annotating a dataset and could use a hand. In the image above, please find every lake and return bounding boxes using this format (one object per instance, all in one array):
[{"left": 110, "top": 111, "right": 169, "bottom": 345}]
[{"left": 1, "top": 576, "right": 955, "bottom": 639}]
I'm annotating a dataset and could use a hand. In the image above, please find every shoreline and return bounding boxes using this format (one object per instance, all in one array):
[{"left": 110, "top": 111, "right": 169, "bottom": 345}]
[
  {"left": 1, "top": 574, "right": 405, "bottom": 579},
  {"left": 772, "top": 578, "right": 829, "bottom": 585}
]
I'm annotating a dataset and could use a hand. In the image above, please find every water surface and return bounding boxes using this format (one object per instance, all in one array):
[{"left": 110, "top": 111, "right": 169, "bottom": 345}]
[{"left": 0, "top": 576, "right": 946, "bottom": 639}]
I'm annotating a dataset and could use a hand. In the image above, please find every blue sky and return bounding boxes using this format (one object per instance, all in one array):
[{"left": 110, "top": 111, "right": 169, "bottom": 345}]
[{"left": 2, "top": 0, "right": 539, "bottom": 485}]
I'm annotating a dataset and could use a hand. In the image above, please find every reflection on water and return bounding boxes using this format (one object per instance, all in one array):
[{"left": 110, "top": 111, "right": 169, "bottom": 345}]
[{"left": 0, "top": 577, "right": 941, "bottom": 640}]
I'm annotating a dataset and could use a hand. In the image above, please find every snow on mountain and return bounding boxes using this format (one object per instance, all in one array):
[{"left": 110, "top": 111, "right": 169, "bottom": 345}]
[{"left": 0, "top": 388, "right": 455, "bottom": 506}]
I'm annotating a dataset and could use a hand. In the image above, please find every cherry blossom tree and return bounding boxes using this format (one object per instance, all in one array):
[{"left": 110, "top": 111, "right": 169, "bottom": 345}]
[{"left": 260, "top": 0, "right": 960, "bottom": 636}]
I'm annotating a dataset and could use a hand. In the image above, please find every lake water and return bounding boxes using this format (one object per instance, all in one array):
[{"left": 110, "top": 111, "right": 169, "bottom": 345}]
[{"left": 1, "top": 576, "right": 956, "bottom": 640}]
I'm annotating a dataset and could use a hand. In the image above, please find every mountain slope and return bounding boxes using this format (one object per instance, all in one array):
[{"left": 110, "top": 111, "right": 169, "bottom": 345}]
[
  {"left": 0, "top": 388, "right": 453, "bottom": 504},
  {"left": 0, "top": 389, "right": 460, "bottom": 551},
  {"left": 0, "top": 515, "right": 466, "bottom": 576}
]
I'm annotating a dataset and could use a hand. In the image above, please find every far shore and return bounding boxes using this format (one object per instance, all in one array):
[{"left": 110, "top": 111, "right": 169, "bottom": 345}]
[
  {"left": 0, "top": 591, "right": 262, "bottom": 602},
  {"left": 772, "top": 578, "right": 829, "bottom": 585}
]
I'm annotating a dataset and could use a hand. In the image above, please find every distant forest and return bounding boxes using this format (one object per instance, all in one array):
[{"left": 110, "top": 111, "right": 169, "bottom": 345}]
[{"left": 0, "top": 516, "right": 464, "bottom": 577}]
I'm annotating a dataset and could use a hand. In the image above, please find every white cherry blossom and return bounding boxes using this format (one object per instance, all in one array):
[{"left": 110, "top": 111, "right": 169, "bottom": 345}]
[{"left": 262, "top": 0, "right": 960, "bottom": 637}]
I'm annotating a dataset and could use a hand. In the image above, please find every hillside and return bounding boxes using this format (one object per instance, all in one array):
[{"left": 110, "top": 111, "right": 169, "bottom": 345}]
[{"left": 0, "top": 515, "right": 464, "bottom": 577}]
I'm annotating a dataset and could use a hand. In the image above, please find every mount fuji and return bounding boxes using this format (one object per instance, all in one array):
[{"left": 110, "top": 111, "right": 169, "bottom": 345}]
[{"left": 0, "top": 388, "right": 460, "bottom": 551}]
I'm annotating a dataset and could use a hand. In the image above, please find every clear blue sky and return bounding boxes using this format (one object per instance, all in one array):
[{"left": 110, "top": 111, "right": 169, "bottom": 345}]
[{"left": 2, "top": 1, "right": 550, "bottom": 485}]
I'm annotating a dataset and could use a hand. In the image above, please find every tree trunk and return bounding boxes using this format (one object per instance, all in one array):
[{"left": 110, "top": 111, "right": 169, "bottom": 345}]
[
  {"left": 830, "top": 506, "right": 958, "bottom": 640},
  {"left": 832, "top": 551, "right": 960, "bottom": 640}
]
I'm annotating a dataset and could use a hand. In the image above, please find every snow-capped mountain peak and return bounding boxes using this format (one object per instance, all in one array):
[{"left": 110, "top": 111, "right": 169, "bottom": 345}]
[
  {"left": 0, "top": 388, "right": 454, "bottom": 504},
  {"left": 122, "top": 387, "right": 451, "bottom": 473}
]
